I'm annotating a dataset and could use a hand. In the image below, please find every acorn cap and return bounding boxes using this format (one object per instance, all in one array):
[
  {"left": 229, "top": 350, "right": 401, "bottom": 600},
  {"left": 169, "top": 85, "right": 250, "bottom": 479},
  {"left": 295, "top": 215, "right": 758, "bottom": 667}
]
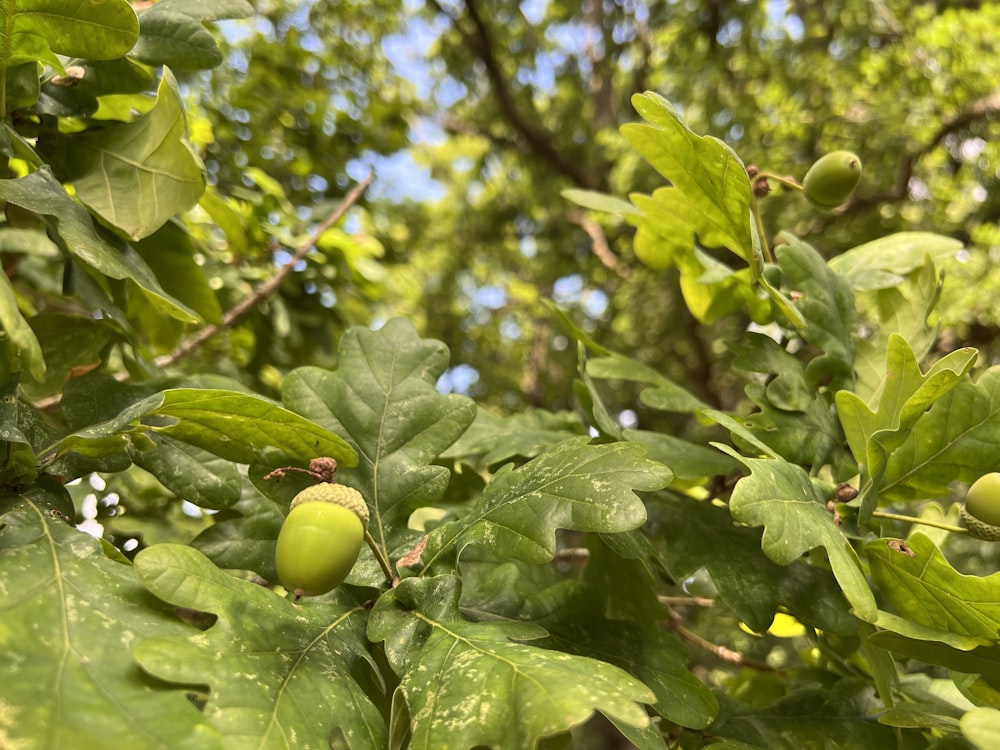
[
  {"left": 960, "top": 503, "right": 1000, "bottom": 542},
  {"left": 291, "top": 483, "right": 369, "bottom": 527}
]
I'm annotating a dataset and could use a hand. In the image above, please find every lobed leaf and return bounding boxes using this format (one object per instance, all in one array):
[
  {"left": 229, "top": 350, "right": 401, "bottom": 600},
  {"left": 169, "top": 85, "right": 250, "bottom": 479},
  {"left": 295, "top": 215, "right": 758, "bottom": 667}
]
[
  {"left": 0, "top": 501, "right": 221, "bottom": 750},
  {"left": 721, "top": 448, "right": 877, "bottom": 620},
  {"left": 368, "top": 575, "right": 656, "bottom": 748},
  {"left": 868, "top": 534, "right": 1000, "bottom": 643},
  {"left": 653, "top": 494, "right": 856, "bottom": 636},
  {"left": 878, "top": 366, "right": 1000, "bottom": 502},
  {"left": 281, "top": 318, "right": 477, "bottom": 568},
  {"left": 837, "top": 334, "right": 977, "bottom": 519},
  {"left": 423, "top": 437, "right": 672, "bottom": 568},
  {"left": 828, "top": 232, "right": 962, "bottom": 291},
  {"left": 134, "top": 544, "right": 385, "bottom": 749},
  {"left": 622, "top": 92, "right": 757, "bottom": 266}
]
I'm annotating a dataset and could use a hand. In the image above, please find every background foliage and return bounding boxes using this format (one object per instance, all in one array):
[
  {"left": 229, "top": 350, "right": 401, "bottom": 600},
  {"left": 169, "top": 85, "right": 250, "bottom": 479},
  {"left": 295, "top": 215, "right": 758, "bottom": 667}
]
[{"left": 2, "top": 1, "right": 1000, "bottom": 748}]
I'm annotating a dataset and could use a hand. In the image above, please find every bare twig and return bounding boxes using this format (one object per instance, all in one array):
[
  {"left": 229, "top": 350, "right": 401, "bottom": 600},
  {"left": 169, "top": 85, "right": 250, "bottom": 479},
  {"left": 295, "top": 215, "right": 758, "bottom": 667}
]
[
  {"left": 567, "top": 210, "right": 631, "bottom": 279},
  {"left": 658, "top": 595, "right": 715, "bottom": 608},
  {"left": 664, "top": 604, "right": 774, "bottom": 671}
]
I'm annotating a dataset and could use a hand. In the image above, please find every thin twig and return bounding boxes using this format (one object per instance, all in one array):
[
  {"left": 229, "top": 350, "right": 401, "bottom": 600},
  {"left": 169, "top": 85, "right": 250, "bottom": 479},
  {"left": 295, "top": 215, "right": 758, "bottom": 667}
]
[
  {"left": 658, "top": 595, "right": 715, "bottom": 608},
  {"left": 664, "top": 605, "right": 774, "bottom": 671},
  {"left": 567, "top": 210, "right": 631, "bottom": 278}
]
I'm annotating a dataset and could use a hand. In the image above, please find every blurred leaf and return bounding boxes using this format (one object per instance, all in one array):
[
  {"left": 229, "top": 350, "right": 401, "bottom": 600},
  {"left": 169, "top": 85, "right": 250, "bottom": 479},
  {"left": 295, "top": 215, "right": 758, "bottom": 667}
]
[
  {"left": 709, "top": 679, "right": 921, "bottom": 749},
  {"left": 0, "top": 268, "right": 44, "bottom": 380},
  {"left": 869, "top": 630, "right": 1000, "bottom": 689},
  {"left": 440, "top": 405, "right": 586, "bottom": 466},
  {"left": 424, "top": 437, "right": 672, "bottom": 568},
  {"left": 37, "top": 57, "right": 153, "bottom": 119},
  {"left": 962, "top": 707, "right": 1000, "bottom": 749},
  {"left": 562, "top": 187, "right": 641, "bottom": 215},
  {"left": 721, "top": 448, "right": 877, "bottom": 620},
  {"left": 853, "top": 257, "right": 944, "bottom": 402},
  {"left": 133, "top": 543, "right": 385, "bottom": 748},
  {"left": 133, "top": 219, "right": 223, "bottom": 326},
  {"left": 21, "top": 314, "right": 115, "bottom": 399},
  {"left": 539, "top": 583, "right": 718, "bottom": 729},
  {"left": 868, "top": 534, "right": 1000, "bottom": 643},
  {"left": 0, "top": 501, "right": 221, "bottom": 750},
  {"left": 586, "top": 351, "right": 709, "bottom": 413},
  {"left": 53, "top": 70, "right": 205, "bottom": 240},
  {"left": 367, "top": 575, "right": 656, "bottom": 748},
  {"left": 132, "top": 0, "right": 254, "bottom": 70},
  {"left": 829, "top": 232, "right": 963, "bottom": 291}
]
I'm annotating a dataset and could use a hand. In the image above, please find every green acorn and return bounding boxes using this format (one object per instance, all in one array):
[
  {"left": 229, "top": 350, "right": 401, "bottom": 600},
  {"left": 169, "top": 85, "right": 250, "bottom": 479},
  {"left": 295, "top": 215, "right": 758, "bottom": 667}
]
[
  {"left": 276, "top": 483, "right": 369, "bottom": 597},
  {"left": 960, "top": 473, "right": 1000, "bottom": 541}
]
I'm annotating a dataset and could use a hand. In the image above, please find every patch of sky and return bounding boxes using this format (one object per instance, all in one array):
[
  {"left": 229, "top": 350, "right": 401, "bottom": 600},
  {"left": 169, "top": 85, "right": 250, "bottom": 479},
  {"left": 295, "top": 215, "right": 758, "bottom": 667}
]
[
  {"left": 347, "top": 151, "right": 446, "bottom": 202},
  {"left": 519, "top": 235, "right": 538, "bottom": 259},
  {"left": 520, "top": 0, "right": 548, "bottom": 25},
  {"left": 499, "top": 316, "right": 522, "bottom": 340},
  {"left": 437, "top": 363, "right": 481, "bottom": 395},
  {"left": 553, "top": 274, "right": 609, "bottom": 319}
]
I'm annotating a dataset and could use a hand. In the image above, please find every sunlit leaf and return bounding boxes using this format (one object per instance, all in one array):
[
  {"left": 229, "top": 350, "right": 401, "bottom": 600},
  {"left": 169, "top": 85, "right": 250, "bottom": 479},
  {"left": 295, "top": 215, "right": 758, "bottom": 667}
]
[
  {"left": 868, "top": 534, "right": 1000, "bottom": 643},
  {"left": 55, "top": 70, "right": 206, "bottom": 240}
]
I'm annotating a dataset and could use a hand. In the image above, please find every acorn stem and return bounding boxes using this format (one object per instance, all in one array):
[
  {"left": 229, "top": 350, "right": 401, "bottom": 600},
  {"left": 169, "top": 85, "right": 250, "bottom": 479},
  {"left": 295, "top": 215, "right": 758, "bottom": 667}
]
[
  {"left": 365, "top": 528, "right": 396, "bottom": 583},
  {"left": 756, "top": 171, "right": 804, "bottom": 192},
  {"left": 871, "top": 510, "right": 968, "bottom": 534}
]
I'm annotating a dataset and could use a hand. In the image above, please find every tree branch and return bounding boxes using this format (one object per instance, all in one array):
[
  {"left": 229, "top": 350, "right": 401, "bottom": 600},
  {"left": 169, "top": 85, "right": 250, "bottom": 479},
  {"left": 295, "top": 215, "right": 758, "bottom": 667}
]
[
  {"left": 431, "top": 0, "right": 603, "bottom": 190},
  {"left": 855, "top": 87, "right": 1000, "bottom": 207}
]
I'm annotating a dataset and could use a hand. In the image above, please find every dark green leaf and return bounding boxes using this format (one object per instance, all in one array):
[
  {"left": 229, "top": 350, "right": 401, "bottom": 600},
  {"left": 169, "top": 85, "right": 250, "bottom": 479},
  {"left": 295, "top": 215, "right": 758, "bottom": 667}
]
[
  {"left": 424, "top": 437, "right": 671, "bottom": 568},
  {"left": 722, "top": 448, "right": 877, "bottom": 620},
  {"left": 652, "top": 494, "right": 857, "bottom": 635},
  {"left": 0, "top": 502, "right": 221, "bottom": 750},
  {"left": 134, "top": 544, "right": 385, "bottom": 748},
  {"left": 281, "top": 318, "right": 477, "bottom": 546},
  {"left": 367, "top": 575, "right": 657, "bottom": 747}
]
